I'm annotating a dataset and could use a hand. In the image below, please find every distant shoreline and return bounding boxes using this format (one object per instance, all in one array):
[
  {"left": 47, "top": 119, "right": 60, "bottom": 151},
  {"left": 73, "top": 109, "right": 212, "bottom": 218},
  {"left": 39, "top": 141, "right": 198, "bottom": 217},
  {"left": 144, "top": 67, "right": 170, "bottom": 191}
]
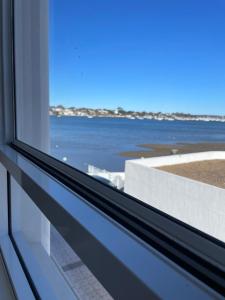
[
  {"left": 119, "top": 142, "right": 225, "bottom": 158},
  {"left": 49, "top": 106, "right": 225, "bottom": 123},
  {"left": 50, "top": 114, "right": 225, "bottom": 123}
]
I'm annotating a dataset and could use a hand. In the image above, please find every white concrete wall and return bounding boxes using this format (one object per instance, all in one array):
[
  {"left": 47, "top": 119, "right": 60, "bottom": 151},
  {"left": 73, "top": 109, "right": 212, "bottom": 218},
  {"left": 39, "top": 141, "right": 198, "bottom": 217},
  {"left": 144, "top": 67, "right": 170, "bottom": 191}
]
[
  {"left": 124, "top": 152, "right": 225, "bottom": 242},
  {"left": 126, "top": 151, "right": 225, "bottom": 168},
  {"left": 88, "top": 165, "right": 125, "bottom": 189}
]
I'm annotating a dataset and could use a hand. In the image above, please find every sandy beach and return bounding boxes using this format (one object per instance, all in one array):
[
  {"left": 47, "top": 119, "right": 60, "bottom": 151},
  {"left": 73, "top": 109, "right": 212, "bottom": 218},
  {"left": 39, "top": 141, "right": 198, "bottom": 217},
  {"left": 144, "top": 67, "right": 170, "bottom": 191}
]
[
  {"left": 120, "top": 143, "right": 225, "bottom": 189},
  {"left": 157, "top": 160, "right": 225, "bottom": 189},
  {"left": 120, "top": 142, "right": 225, "bottom": 158}
]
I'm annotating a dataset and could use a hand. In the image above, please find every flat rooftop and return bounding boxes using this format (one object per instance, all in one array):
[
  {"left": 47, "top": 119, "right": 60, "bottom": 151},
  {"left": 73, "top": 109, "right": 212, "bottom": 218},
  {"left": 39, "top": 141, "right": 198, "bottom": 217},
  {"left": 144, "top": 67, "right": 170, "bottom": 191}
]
[{"left": 157, "top": 159, "right": 225, "bottom": 189}]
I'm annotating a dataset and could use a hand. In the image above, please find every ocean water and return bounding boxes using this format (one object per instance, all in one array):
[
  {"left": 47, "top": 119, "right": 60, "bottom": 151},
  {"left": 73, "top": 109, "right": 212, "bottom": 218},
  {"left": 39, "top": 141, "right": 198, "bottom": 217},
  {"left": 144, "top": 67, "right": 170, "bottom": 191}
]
[{"left": 50, "top": 116, "right": 225, "bottom": 172}]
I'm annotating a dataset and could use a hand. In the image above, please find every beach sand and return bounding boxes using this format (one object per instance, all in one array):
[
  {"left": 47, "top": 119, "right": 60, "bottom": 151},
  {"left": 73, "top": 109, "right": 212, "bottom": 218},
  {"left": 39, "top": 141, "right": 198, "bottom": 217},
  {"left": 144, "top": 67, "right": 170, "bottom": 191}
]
[
  {"left": 157, "top": 160, "right": 225, "bottom": 189},
  {"left": 120, "top": 142, "right": 225, "bottom": 158}
]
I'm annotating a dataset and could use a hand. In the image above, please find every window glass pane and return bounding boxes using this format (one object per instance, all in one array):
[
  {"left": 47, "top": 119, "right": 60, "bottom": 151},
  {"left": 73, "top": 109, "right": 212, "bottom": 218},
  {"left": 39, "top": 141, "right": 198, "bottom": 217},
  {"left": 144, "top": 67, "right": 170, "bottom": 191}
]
[
  {"left": 14, "top": 1, "right": 225, "bottom": 244},
  {"left": 10, "top": 177, "right": 112, "bottom": 299}
]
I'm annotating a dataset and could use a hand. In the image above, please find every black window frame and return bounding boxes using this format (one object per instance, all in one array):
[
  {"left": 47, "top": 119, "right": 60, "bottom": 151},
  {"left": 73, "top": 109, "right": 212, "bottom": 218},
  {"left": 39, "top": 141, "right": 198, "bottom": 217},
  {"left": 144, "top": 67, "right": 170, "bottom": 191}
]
[
  {"left": 2, "top": 0, "right": 225, "bottom": 297},
  {"left": 11, "top": 139, "right": 225, "bottom": 296}
]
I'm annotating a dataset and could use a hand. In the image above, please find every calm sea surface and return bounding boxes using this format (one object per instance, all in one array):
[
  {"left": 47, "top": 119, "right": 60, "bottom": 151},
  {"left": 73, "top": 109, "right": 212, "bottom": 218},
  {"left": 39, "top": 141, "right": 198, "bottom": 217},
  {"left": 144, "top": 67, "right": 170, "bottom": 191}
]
[{"left": 50, "top": 116, "right": 225, "bottom": 172}]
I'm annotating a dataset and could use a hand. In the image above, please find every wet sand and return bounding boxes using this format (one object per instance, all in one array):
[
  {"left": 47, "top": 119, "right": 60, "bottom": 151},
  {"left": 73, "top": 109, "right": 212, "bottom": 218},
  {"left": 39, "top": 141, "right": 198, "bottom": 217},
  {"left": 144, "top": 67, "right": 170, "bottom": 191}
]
[
  {"left": 157, "top": 160, "right": 225, "bottom": 189},
  {"left": 120, "top": 142, "right": 225, "bottom": 158}
]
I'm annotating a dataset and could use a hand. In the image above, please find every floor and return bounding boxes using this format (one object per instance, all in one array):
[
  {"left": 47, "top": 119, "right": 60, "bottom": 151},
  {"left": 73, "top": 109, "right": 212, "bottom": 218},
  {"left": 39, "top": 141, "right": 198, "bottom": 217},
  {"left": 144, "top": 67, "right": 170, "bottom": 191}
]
[{"left": 50, "top": 226, "right": 113, "bottom": 300}]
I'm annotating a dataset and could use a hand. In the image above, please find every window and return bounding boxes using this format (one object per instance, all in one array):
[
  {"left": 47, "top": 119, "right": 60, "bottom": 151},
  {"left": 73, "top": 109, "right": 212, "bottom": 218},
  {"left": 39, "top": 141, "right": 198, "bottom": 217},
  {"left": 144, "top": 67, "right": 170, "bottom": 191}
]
[
  {"left": 14, "top": 0, "right": 225, "bottom": 244},
  {"left": 6, "top": 0, "right": 225, "bottom": 298},
  {"left": 10, "top": 178, "right": 112, "bottom": 299}
]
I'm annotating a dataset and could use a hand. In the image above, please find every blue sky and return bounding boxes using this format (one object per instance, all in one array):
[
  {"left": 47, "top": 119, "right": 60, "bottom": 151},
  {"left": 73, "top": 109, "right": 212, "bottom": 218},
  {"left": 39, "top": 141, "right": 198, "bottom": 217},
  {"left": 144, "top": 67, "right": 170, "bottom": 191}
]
[{"left": 49, "top": 0, "right": 225, "bottom": 115}]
